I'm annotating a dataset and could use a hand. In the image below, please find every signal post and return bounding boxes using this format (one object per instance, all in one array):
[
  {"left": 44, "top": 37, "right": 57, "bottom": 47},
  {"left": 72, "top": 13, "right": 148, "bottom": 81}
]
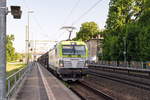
[
  {"left": 0, "top": 0, "right": 6, "bottom": 99},
  {"left": 0, "top": 1, "right": 22, "bottom": 99}
]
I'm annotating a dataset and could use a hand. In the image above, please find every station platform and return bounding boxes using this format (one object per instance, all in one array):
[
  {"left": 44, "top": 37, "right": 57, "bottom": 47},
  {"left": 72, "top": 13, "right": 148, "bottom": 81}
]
[{"left": 12, "top": 62, "right": 80, "bottom": 100}]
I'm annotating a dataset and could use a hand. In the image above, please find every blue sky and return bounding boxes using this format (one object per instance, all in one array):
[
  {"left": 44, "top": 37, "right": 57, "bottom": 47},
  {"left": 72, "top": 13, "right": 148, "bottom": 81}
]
[{"left": 7, "top": 0, "right": 110, "bottom": 53}]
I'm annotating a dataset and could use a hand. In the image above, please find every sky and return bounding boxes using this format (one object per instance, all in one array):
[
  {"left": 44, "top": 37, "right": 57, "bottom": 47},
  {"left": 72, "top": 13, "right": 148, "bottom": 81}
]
[{"left": 7, "top": 0, "right": 110, "bottom": 53}]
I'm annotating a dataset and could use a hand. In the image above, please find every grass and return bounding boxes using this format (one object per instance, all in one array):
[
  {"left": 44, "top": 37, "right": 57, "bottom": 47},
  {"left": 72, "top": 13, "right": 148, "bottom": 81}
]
[
  {"left": 5, "top": 62, "right": 27, "bottom": 95},
  {"left": 6, "top": 62, "right": 26, "bottom": 77}
]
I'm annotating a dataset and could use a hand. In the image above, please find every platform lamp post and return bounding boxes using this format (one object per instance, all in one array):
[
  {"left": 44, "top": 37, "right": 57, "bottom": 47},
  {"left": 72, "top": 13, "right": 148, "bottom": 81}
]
[
  {"left": 0, "top": 3, "right": 22, "bottom": 99},
  {"left": 26, "top": 11, "right": 34, "bottom": 64}
]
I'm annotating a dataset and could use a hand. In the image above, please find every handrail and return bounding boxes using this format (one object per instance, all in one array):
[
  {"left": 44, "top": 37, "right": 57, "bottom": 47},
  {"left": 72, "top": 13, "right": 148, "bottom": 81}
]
[
  {"left": 6, "top": 63, "right": 32, "bottom": 98},
  {"left": 6, "top": 67, "right": 24, "bottom": 80}
]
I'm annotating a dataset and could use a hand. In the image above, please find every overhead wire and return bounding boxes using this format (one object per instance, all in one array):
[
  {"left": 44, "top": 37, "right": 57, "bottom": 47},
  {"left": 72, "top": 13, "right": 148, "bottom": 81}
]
[
  {"left": 58, "top": 0, "right": 104, "bottom": 40},
  {"left": 71, "top": 0, "right": 103, "bottom": 25},
  {"left": 23, "top": 0, "right": 53, "bottom": 40},
  {"left": 55, "top": 0, "right": 81, "bottom": 41},
  {"left": 23, "top": 0, "right": 57, "bottom": 53},
  {"left": 62, "top": 0, "right": 81, "bottom": 26},
  {"left": 23, "top": 0, "right": 104, "bottom": 42},
  {"left": 32, "top": 15, "right": 51, "bottom": 39}
]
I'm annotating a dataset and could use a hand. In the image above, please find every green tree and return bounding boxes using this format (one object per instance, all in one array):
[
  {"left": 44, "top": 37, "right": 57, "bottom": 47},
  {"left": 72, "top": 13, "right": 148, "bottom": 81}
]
[
  {"left": 75, "top": 22, "right": 100, "bottom": 41},
  {"left": 106, "top": 0, "right": 144, "bottom": 31},
  {"left": 103, "top": 34, "right": 119, "bottom": 60},
  {"left": 6, "top": 34, "right": 16, "bottom": 61},
  {"left": 138, "top": 0, "right": 150, "bottom": 61},
  {"left": 102, "top": 0, "right": 146, "bottom": 61}
]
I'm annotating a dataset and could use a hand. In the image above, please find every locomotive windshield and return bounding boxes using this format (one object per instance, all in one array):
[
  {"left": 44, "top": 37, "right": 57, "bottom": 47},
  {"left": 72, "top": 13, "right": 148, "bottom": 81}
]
[{"left": 62, "top": 45, "right": 86, "bottom": 55}]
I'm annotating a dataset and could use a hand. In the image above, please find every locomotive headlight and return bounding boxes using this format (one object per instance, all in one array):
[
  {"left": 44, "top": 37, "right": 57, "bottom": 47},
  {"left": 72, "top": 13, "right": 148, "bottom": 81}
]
[{"left": 59, "top": 60, "right": 64, "bottom": 67}]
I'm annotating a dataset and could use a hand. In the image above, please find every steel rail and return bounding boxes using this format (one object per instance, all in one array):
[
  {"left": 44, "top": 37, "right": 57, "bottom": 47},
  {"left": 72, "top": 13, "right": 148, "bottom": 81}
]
[
  {"left": 89, "top": 68, "right": 150, "bottom": 85},
  {"left": 69, "top": 87, "right": 86, "bottom": 100},
  {"left": 78, "top": 81, "right": 115, "bottom": 100},
  {"left": 70, "top": 81, "right": 115, "bottom": 100},
  {"left": 89, "top": 67, "right": 150, "bottom": 79},
  {"left": 89, "top": 64, "right": 150, "bottom": 75},
  {"left": 88, "top": 64, "right": 150, "bottom": 76},
  {"left": 89, "top": 71, "right": 150, "bottom": 91}
]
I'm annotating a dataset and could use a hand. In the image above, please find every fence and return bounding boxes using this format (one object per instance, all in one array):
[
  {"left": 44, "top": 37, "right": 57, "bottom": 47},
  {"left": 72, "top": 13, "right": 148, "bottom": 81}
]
[
  {"left": 95, "top": 61, "right": 150, "bottom": 69},
  {"left": 6, "top": 63, "right": 32, "bottom": 98}
]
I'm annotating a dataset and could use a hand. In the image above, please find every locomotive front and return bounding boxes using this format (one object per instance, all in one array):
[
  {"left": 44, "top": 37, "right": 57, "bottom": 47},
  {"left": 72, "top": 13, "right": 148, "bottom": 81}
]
[{"left": 57, "top": 41, "right": 88, "bottom": 81}]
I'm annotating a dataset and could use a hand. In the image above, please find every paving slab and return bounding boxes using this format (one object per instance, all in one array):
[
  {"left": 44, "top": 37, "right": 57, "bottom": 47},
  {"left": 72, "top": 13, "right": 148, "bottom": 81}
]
[
  {"left": 13, "top": 62, "right": 80, "bottom": 100},
  {"left": 15, "top": 64, "right": 48, "bottom": 100}
]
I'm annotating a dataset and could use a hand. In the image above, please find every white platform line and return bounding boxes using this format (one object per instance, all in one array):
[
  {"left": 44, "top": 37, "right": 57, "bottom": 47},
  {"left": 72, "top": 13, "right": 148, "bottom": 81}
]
[{"left": 37, "top": 63, "right": 56, "bottom": 100}]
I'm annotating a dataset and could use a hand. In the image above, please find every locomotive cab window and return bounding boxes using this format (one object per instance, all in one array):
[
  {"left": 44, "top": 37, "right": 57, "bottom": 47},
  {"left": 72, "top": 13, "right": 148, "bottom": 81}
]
[
  {"left": 62, "top": 45, "right": 86, "bottom": 55},
  {"left": 74, "top": 46, "right": 85, "bottom": 55}
]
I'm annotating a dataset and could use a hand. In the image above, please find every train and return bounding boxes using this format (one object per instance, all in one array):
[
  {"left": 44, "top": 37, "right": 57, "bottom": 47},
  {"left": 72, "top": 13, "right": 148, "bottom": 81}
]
[{"left": 38, "top": 40, "right": 89, "bottom": 81}]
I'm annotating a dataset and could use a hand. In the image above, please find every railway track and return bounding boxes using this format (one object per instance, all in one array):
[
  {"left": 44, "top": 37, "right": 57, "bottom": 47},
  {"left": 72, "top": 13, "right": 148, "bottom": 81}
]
[
  {"left": 89, "top": 66, "right": 150, "bottom": 79},
  {"left": 88, "top": 70, "right": 150, "bottom": 91},
  {"left": 69, "top": 81, "right": 115, "bottom": 100}
]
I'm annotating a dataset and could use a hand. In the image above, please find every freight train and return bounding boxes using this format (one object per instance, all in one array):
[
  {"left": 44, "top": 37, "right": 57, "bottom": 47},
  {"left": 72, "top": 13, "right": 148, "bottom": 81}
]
[{"left": 38, "top": 40, "right": 89, "bottom": 81}]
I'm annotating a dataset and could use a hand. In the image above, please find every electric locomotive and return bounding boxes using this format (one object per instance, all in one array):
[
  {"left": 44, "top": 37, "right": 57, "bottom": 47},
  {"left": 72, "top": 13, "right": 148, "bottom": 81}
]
[
  {"left": 49, "top": 40, "right": 88, "bottom": 81},
  {"left": 38, "top": 40, "right": 89, "bottom": 81}
]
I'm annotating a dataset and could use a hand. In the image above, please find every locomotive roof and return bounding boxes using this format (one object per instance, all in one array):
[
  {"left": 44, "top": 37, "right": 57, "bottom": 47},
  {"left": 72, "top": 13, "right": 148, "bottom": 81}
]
[{"left": 59, "top": 40, "right": 86, "bottom": 45}]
